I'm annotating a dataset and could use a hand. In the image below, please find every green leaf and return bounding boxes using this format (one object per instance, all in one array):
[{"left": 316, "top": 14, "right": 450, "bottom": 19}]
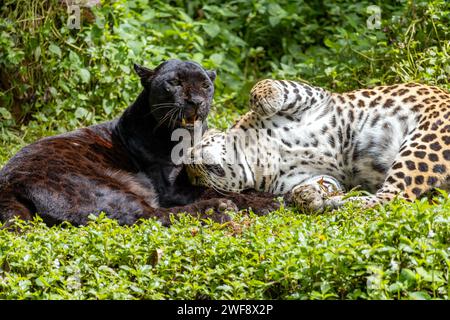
[
  {"left": 192, "top": 53, "right": 204, "bottom": 64},
  {"left": 35, "top": 277, "right": 49, "bottom": 288},
  {"left": 408, "top": 291, "right": 431, "bottom": 300},
  {"left": 400, "top": 269, "right": 416, "bottom": 283},
  {"left": 209, "top": 53, "right": 224, "bottom": 66},
  {"left": 267, "top": 3, "right": 287, "bottom": 26},
  {"left": 78, "top": 68, "right": 91, "bottom": 83},
  {"left": 324, "top": 38, "right": 335, "bottom": 48},
  {"left": 388, "top": 282, "right": 402, "bottom": 293},
  {"left": 268, "top": 16, "right": 281, "bottom": 27},
  {"left": 0, "top": 107, "right": 12, "bottom": 120},
  {"left": 75, "top": 107, "right": 89, "bottom": 119},
  {"left": 119, "top": 65, "right": 130, "bottom": 74},
  {"left": 48, "top": 44, "right": 61, "bottom": 57},
  {"left": 48, "top": 87, "right": 58, "bottom": 97},
  {"left": 203, "top": 23, "right": 221, "bottom": 38},
  {"left": 34, "top": 46, "right": 41, "bottom": 61}
]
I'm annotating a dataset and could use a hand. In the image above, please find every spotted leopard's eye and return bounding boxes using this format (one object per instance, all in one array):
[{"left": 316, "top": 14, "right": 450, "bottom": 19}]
[{"left": 205, "top": 164, "right": 225, "bottom": 177}]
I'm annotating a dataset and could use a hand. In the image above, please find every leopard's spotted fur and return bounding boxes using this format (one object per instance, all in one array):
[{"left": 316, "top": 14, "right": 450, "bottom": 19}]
[{"left": 187, "top": 79, "right": 450, "bottom": 212}]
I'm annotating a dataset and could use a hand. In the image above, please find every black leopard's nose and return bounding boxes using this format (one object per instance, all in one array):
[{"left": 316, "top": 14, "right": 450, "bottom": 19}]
[{"left": 188, "top": 96, "right": 204, "bottom": 108}]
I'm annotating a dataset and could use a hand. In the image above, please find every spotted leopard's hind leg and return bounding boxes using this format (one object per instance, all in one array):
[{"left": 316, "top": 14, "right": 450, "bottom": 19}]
[
  {"left": 294, "top": 126, "right": 450, "bottom": 212},
  {"left": 250, "top": 79, "right": 330, "bottom": 118},
  {"left": 373, "top": 126, "right": 450, "bottom": 203}
]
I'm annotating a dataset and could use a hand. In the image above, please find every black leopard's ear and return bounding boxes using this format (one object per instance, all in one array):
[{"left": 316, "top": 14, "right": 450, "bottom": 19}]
[
  {"left": 206, "top": 70, "right": 216, "bottom": 82},
  {"left": 133, "top": 63, "right": 155, "bottom": 86}
]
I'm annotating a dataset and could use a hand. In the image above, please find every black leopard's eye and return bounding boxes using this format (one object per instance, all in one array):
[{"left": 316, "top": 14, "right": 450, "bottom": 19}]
[
  {"left": 168, "top": 79, "right": 181, "bottom": 86},
  {"left": 202, "top": 82, "right": 211, "bottom": 89},
  {"left": 205, "top": 164, "right": 225, "bottom": 177}
]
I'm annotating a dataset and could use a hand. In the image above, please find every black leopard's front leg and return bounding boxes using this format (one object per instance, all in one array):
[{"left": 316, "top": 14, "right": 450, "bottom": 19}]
[
  {"left": 199, "top": 189, "right": 285, "bottom": 216},
  {"left": 147, "top": 198, "right": 237, "bottom": 227}
]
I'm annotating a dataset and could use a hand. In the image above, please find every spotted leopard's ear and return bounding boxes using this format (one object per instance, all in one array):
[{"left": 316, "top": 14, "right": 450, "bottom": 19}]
[
  {"left": 206, "top": 70, "right": 216, "bottom": 82},
  {"left": 133, "top": 63, "right": 155, "bottom": 86}
]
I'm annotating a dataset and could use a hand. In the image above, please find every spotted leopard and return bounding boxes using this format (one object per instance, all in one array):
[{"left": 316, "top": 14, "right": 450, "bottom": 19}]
[{"left": 186, "top": 79, "right": 450, "bottom": 212}]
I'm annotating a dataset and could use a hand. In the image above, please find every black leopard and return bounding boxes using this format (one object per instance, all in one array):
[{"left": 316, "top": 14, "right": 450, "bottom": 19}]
[{"left": 0, "top": 60, "right": 280, "bottom": 228}]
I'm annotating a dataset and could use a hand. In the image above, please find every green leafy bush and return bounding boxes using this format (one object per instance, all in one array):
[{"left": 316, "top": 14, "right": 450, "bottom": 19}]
[
  {"left": 0, "top": 197, "right": 449, "bottom": 299},
  {"left": 1, "top": 0, "right": 450, "bottom": 132}
]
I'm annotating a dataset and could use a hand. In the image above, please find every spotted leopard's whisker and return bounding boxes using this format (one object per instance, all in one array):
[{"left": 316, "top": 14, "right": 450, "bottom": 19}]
[{"left": 209, "top": 182, "right": 228, "bottom": 197}]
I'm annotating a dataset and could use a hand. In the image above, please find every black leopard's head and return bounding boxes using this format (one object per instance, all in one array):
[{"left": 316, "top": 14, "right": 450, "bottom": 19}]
[{"left": 134, "top": 59, "right": 216, "bottom": 130}]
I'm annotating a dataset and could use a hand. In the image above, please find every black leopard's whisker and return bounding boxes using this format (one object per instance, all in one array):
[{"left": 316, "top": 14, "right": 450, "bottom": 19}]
[
  {"left": 154, "top": 108, "right": 179, "bottom": 130},
  {"left": 160, "top": 109, "right": 179, "bottom": 128},
  {"left": 144, "top": 105, "right": 177, "bottom": 119},
  {"left": 168, "top": 110, "right": 179, "bottom": 130},
  {"left": 151, "top": 104, "right": 178, "bottom": 112},
  {"left": 152, "top": 102, "right": 177, "bottom": 107},
  {"left": 168, "top": 107, "right": 183, "bottom": 130},
  {"left": 143, "top": 103, "right": 179, "bottom": 119}
]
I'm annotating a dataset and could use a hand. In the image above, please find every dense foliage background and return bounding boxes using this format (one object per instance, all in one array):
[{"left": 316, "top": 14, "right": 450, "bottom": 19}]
[{"left": 0, "top": 0, "right": 449, "bottom": 299}]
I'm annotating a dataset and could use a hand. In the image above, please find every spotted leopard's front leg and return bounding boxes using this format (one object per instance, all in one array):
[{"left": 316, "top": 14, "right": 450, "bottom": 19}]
[
  {"left": 290, "top": 175, "right": 345, "bottom": 212},
  {"left": 250, "top": 79, "right": 330, "bottom": 118}
]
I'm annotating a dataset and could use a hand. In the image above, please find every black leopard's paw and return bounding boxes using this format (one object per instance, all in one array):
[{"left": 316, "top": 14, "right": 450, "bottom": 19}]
[
  {"left": 195, "top": 198, "right": 237, "bottom": 223},
  {"left": 248, "top": 198, "right": 282, "bottom": 216}
]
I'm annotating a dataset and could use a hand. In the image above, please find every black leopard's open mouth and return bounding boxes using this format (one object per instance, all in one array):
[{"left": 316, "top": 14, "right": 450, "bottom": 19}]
[{"left": 177, "top": 115, "right": 203, "bottom": 129}]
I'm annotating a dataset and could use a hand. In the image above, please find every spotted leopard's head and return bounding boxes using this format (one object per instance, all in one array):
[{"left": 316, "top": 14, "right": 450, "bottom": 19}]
[
  {"left": 186, "top": 129, "right": 253, "bottom": 192},
  {"left": 134, "top": 59, "right": 216, "bottom": 130}
]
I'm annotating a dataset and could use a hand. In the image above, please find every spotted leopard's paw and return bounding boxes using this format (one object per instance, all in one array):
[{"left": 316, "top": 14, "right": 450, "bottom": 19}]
[
  {"left": 250, "top": 79, "right": 284, "bottom": 117},
  {"left": 291, "top": 184, "right": 328, "bottom": 213},
  {"left": 196, "top": 198, "right": 237, "bottom": 223}
]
